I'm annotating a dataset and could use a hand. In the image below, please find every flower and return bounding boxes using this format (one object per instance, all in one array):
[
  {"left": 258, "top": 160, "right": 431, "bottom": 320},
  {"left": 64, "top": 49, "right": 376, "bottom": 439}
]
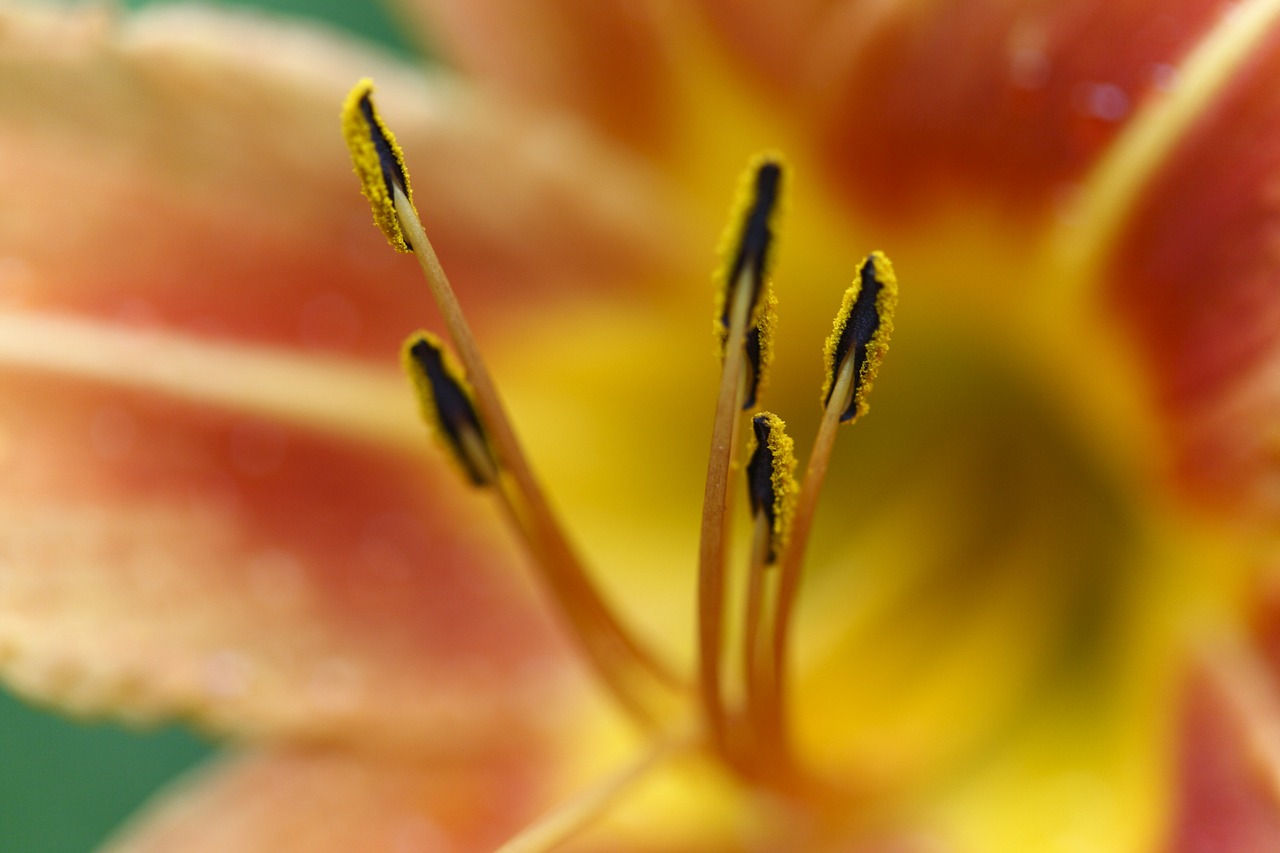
[{"left": 3, "top": 0, "right": 1280, "bottom": 851}]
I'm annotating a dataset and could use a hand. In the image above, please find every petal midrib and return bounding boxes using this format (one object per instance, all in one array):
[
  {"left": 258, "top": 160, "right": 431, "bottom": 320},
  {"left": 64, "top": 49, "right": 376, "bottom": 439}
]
[
  {"left": 0, "top": 310, "right": 422, "bottom": 451},
  {"left": 1052, "top": 0, "right": 1280, "bottom": 292}
]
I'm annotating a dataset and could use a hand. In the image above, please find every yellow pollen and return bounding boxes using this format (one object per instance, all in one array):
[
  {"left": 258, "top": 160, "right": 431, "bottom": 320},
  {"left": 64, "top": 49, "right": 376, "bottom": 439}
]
[
  {"left": 341, "top": 78, "right": 414, "bottom": 252},
  {"left": 748, "top": 411, "right": 798, "bottom": 557},
  {"left": 713, "top": 152, "right": 787, "bottom": 352},
  {"left": 821, "top": 251, "right": 898, "bottom": 423},
  {"left": 744, "top": 285, "right": 779, "bottom": 409}
]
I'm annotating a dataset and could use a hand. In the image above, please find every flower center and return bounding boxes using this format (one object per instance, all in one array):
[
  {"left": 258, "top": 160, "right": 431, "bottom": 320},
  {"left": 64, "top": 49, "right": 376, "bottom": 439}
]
[{"left": 343, "top": 80, "right": 899, "bottom": 846}]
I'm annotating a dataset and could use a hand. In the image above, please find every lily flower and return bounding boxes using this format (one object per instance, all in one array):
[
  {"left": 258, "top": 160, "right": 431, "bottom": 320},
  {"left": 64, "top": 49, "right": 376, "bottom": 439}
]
[{"left": 2, "top": 1, "right": 1280, "bottom": 850}]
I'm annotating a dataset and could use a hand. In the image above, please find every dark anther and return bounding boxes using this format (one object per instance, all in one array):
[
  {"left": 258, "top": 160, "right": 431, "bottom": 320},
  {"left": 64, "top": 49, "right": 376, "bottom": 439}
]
[
  {"left": 742, "top": 325, "right": 764, "bottom": 410},
  {"left": 746, "top": 414, "right": 779, "bottom": 559},
  {"left": 408, "top": 338, "right": 495, "bottom": 486},
  {"left": 826, "top": 257, "right": 885, "bottom": 422},
  {"left": 720, "top": 160, "right": 782, "bottom": 343},
  {"left": 359, "top": 92, "right": 410, "bottom": 198}
]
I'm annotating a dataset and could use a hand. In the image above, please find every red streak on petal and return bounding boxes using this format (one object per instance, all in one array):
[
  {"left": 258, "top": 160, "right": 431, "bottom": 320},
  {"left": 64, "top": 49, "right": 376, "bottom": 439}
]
[
  {"left": 1108, "top": 23, "right": 1280, "bottom": 507},
  {"left": 810, "top": 0, "right": 1223, "bottom": 221},
  {"left": 0, "top": 369, "right": 575, "bottom": 746},
  {"left": 1166, "top": 659, "right": 1280, "bottom": 853}
]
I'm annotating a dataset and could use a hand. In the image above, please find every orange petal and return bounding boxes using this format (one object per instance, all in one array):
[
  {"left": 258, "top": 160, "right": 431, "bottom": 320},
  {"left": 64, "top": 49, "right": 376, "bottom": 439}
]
[
  {"left": 101, "top": 746, "right": 553, "bottom": 853},
  {"left": 1166, "top": 646, "right": 1280, "bottom": 852},
  {"left": 692, "top": 0, "right": 836, "bottom": 94},
  {"left": 0, "top": 3, "right": 688, "bottom": 361},
  {"left": 805, "top": 0, "right": 1229, "bottom": 222},
  {"left": 104, "top": 742, "right": 773, "bottom": 853},
  {"left": 0, "top": 351, "right": 595, "bottom": 750},
  {"left": 1102, "top": 20, "right": 1280, "bottom": 512},
  {"left": 394, "top": 0, "right": 677, "bottom": 154}
]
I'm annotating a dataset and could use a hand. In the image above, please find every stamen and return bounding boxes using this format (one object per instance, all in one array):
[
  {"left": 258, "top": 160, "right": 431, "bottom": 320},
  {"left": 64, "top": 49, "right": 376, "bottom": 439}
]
[
  {"left": 742, "top": 507, "right": 775, "bottom": 766},
  {"left": 741, "top": 286, "right": 777, "bottom": 411},
  {"left": 401, "top": 332, "right": 498, "bottom": 486},
  {"left": 742, "top": 413, "right": 796, "bottom": 764},
  {"left": 715, "top": 156, "right": 783, "bottom": 351},
  {"left": 744, "top": 413, "right": 797, "bottom": 564},
  {"left": 340, "top": 78, "right": 413, "bottom": 253},
  {"left": 821, "top": 251, "right": 898, "bottom": 423},
  {"left": 764, "top": 252, "right": 898, "bottom": 760},
  {"left": 698, "top": 156, "right": 785, "bottom": 754},
  {"left": 343, "top": 81, "right": 683, "bottom": 726},
  {"left": 494, "top": 724, "right": 697, "bottom": 853}
]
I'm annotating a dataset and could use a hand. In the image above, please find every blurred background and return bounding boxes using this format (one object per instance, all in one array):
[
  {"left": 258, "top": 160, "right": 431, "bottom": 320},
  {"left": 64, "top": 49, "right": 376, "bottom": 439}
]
[{"left": 0, "top": 1, "right": 421, "bottom": 850}]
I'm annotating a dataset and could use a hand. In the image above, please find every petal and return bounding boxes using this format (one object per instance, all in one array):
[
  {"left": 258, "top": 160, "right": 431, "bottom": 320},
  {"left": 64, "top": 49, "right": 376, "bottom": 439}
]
[
  {"left": 0, "top": 346, "right": 593, "bottom": 750},
  {"left": 105, "top": 740, "right": 755, "bottom": 853},
  {"left": 1100, "top": 17, "right": 1280, "bottom": 512},
  {"left": 0, "top": 2, "right": 689, "bottom": 362},
  {"left": 101, "top": 747, "right": 551, "bottom": 853},
  {"left": 692, "top": 0, "right": 836, "bottom": 94},
  {"left": 1166, "top": 646, "right": 1280, "bottom": 853},
  {"left": 393, "top": 0, "right": 677, "bottom": 154},
  {"left": 804, "top": 0, "right": 1235, "bottom": 222}
]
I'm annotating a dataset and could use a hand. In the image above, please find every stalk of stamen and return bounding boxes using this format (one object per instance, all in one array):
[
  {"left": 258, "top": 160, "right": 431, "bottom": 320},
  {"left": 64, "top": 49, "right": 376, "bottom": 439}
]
[
  {"left": 343, "top": 80, "right": 682, "bottom": 724},
  {"left": 403, "top": 334, "right": 666, "bottom": 725},
  {"left": 764, "top": 252, "right": 898, "bottom": 761},
  {"left": 742, "top": 510, "right": 773, "bottom": 758},
  {"left": 739, "top": 412, "right": 796, "bottom": 772},
  {"left": 699, "top": 156, "right": 784, "bottom": 756},
  {"left": 495, "top": 723, "right": 699, "bottom": 853},
  {"left": 764, "top": 354, "right": 854, "bottom": 749},
  {"left": 395, "top": 187, "right": 680, "bottom": 717},
  {"left": 697, "top": 270, "right": 754, "bottom": 753}
]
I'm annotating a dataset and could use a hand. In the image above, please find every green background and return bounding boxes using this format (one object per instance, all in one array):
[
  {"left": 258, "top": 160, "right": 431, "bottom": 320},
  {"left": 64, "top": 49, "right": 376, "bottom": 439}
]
[{"left": 1, "top": 1, "right": 422, "bottom": 850}]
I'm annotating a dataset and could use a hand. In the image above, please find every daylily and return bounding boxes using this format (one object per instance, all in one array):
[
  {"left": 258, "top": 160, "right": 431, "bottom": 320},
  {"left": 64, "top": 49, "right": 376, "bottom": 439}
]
[{"left": 3, "top": 0, "right": 1280, "bottom": 850}]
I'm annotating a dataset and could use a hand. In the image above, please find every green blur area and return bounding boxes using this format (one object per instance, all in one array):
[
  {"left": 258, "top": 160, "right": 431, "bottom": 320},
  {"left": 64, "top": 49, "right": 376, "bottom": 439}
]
[
  {"left": 0, "top": 690, "right": 211, "bottom": 852},
  {"left": 1, "top": 1, "right": 414, "bottom": 851},
  {"left": 124, "top": 0, "right": 418, "bottom": 56}
]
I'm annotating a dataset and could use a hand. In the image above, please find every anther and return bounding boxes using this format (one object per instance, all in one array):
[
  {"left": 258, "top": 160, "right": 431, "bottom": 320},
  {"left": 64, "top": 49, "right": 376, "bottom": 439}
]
[
  {"left": 716, "top": 156, "right": 784, "bottom": 350},
  {"left": 402, "top": 332, "right": 497, "bottom": 487},
  {"left": 741, "top": 287, "right": 777, "bottom": 411},
  {"left": 822, "top": 251, "right": 898, "bottom": 423},
  {"left": 341, "top": 78, "right": 414, "bottom": 252},
  {"left": 745, "top": 413, "right": 796, "bottom": 563}
]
